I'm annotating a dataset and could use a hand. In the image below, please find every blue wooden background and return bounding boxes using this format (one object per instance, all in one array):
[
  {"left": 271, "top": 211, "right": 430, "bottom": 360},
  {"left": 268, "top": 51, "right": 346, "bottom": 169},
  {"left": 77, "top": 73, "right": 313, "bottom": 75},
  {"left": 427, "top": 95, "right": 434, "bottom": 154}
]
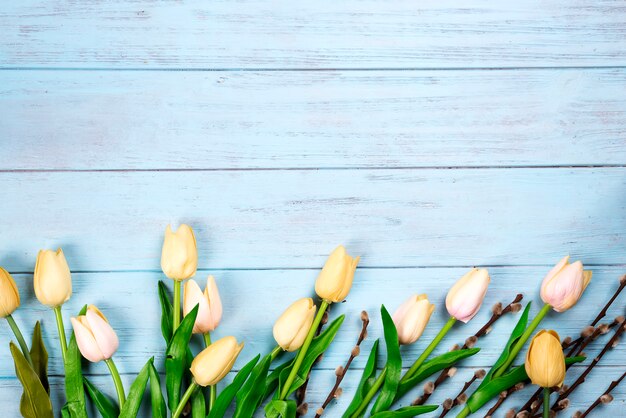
[{"left": 1, "top": 1, "right": 625, "bottom": 417}]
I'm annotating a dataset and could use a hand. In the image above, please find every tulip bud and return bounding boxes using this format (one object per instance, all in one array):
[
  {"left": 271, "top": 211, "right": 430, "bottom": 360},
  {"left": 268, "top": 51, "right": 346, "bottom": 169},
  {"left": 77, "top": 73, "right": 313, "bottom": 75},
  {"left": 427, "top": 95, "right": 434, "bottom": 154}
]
[
  {"left": 34, "top": 248, "right": 72, "bottom": 307},
  {"left": 161, "top": 224, "right": 198, "bottom": 281},
  {"left": 315, "top": 246, "right": 360, "bottom": 303},
  {"left": 525, "top": 329, "right": 566, "bottom": 388},
  {"left": 445, "top": 268, "right": 490, "bottom": 323},
  {"left": 392, "top": 294, "right": 435, "bottom": 345},
  {"left": 0, "top": 267, "right": 20, "bottom": 318},
  {"left": 190, "top": 336, "right": 243, "bottom": 386},
  {"left": 273, "top": 298, "right": 317, "bottom": 352},
  {"left": 184, "top": 275, "right": 223, "bottom": 334},
  {"left": 540, "top": 256, "right": 592, "bottom": 312},
  {"left": 70, "top": 305, "right": 119, "bottom": 363}
]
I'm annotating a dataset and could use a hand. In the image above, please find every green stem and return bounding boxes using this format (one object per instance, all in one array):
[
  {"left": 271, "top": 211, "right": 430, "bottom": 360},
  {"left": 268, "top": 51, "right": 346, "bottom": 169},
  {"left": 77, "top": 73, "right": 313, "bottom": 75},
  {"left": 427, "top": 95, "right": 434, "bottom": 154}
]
[
  {"left": 105, "top": 358, "right": 126, "bottom": 409},
  {"left": 494, "top": 303, "right": 551, "bottom": 378},
  {"left": 270, "top": 345, "right": 283, "bottom": 362},
  {"left": 53, "top": 306, "right": 68, "bottom": 363},
  {"left": 203, "top": 332, "right": 211, "bottom": 347},
  {"left": 279, "top": 299, "right": 330, "bottom": 400},
  {"left": 173, "top": 280, "right": 181, "bottom": 332},
  {"left": 456, "top": 406, "right": 470, "bottom": 418},
  {"left": 401, "top": 316, "right": 457, "bottom": 383},
  {"left": 173, "top": 381, "right": 198, "bottom": 418},
  {"left": 203, "top": 333, "right": 217, "bottom": 412},
  {"left": 351, "top": 367, "right": 387, "bottom": 418},
  {"left": 5, "top": 314, "right": 34, "bottom": 367},
  {"left": 543, "top": 387, "right": 550, "bottom": 418}
]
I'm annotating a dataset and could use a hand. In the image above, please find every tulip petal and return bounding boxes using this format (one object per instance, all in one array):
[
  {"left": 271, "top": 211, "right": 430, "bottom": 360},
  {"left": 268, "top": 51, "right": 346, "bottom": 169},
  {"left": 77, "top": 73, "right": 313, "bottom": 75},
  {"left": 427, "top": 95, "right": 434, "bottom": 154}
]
[
  {"left": 71, "top": 316, "right": 105, "bottom": 362},
  {"left": 205, "top": 275, "right": 223, "bottom": 332},
  {"left": 184, "top": 279, "right": 210, "bottom": 334},
  {"left": 86, "top": 309, "right": 119, "bottom": 360}
]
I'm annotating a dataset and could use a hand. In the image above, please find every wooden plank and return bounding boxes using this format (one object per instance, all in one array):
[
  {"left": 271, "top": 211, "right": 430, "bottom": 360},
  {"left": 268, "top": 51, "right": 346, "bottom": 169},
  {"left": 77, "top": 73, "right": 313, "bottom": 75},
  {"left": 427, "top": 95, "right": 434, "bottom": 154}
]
[
  {"left": 1, "top": 1, "right": 625, "bottom": 69},
  {"left": 1, "top": 69, "right": 625, "bottom": 169},
  {"left": 0, "top": 168, "right": 624, "bottom": 270},
  {"left": 1, "top": 267, "right": 624, "bottom": 378}
]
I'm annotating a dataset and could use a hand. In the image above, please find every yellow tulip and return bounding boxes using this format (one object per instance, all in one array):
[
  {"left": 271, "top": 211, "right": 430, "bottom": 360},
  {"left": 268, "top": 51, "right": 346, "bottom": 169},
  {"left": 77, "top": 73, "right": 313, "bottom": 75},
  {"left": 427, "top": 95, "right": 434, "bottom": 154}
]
[
  {"left": 34, "top": 248, "right": 72, "bottom": 307},
  {"left": 161, "top": 224, "right": 198, "bottom": 281},
  {"left": 273, "top": 298, "right": 317, "bottom": 352},
  {"left": 314, "top": 246, "right": 360, "bottom": 303},
  {"left": 525, "top": 330, "right": 566, "bottom": 388},
  {"left": 190, "top": 336, "right": 244, "bottom": 387},
  {"left": 392, "top": 294, "right": 435, "bottom": 345},
  {"left": 540, "top": 256, "right": 592, "bottom": 312},
  {"left": 0, "top": 267, "right": 20, "bottom": 318}
]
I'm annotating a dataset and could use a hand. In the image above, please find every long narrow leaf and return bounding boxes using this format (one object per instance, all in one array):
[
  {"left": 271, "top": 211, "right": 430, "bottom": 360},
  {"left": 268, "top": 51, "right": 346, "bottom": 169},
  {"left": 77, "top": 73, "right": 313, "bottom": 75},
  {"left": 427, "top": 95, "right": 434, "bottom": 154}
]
[
  {"left": 158, "top": 281, "right": 174, "bottom": 344},
  {"left": 263, "top": 358, "right": 293, "bottom": 401},
  {"left": 119, "top": 358, "right": 153, "bottom": 418},
  {"left": 264, "top": 400, "right": 297, "bottom": 418},
  {"left": 235, "top": 354, "right": 272, "bottom": 417},
  {"left": 148, "top": 362, "right": 167, "bottom": 418},
  {"left": 209, "top": 354, "right": 260, "bottom": 418},
  {"left": 342, "top": 339, "right": 380, "bottom": 418},
  {"left": 10, "top": 342, "right": 53, "bottom": 418},
  {"left": 30, "top": 321, "right": 49, "bottom": 393},
  {"left": 371, "top": 305, "right": 402, "bottom": 414},
  {"left": 64, "top": 305, "right": 88, "bottom": 418},
  {"left": 84, "top": 377, "right": 119, "bottom": 418},
  {"left": 191, "top": 388, "right": 206, "bottom": 418},
  {"left": 165, "top": 305, "right": 199, "bottom": 412},
  {"left": 370, "top": 405, "right": 439, "bottom": 417}
]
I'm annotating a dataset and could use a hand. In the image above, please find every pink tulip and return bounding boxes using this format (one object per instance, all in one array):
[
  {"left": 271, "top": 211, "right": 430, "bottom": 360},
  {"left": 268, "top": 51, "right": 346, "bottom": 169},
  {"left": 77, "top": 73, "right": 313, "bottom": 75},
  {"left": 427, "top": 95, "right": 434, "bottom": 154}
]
[
  {"left": 540, "top": 256, "right": 592, "bottom": 312},
  {"left": 392, "top": 294, "right": 435, "bottom": 345},
  {"left": 70, "top": 305, "right": 119, "bottom": 362},
  {"left": 445, "top": 268, "right": 490, "bottom": 323},
  {"left": 183, "top": 275, "right": 223, "bottom": 334}
]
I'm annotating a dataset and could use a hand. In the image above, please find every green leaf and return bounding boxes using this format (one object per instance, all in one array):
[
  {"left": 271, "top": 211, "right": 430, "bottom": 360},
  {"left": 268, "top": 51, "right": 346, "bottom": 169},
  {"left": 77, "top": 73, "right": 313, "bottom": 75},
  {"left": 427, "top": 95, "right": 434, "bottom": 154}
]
[
  {"left": 235, "top": 354, "right": 272, "bottom": 417},
  {"left": 119, "top": 358, "right": 153, "bottom": 418},
  {"left": 165, "top": 304, "right": 199, "bottom": 412},
  {"left": 191, "top": 388, "right": 206, "bottom": 418},
  {"left": 264, "top": 400, "right": 297, "bottom": 418},
  {"left": 342, "top": 339, "right": 380, "bottom": 418},
  {"left": 148, "top": 361, "right": 167, "bottom": 418},
  {"left": 10, "top": 342, "right": 53, "bottom": 418},
  {"left": 466, "top": 355, "right": 585, "bottom": 413},
  {"left": 263, "top": 358, "right": 292, "bottom": 401},
  {"left": 370, "top": 405, "right": 439, "bottom": 417},
  {"left": 209, "top": 354, "right": 260, "bottom": 418},
  {"left": 396, "top": 348, "right": 481, "bottom": 399},
  {"left": 61, "top": 404, "right": 72, "bottom": 418},
  {"left": 158, "top": 281, "right": 174, "bottom": 344},
  {"left": 277, "top": 314, "right": 345, "bottom": 397},
  {"left": 371, "top": 305, "right": 402, "bottom": 414},
  {"left": 64, "top": 305, "right": 89, "bottom": 418},
  {"left": 30, "top": 321, "right": 49, "bottom": 393},
  {"left": 84, "top": 377, "right": 119, "bottom": 418}
]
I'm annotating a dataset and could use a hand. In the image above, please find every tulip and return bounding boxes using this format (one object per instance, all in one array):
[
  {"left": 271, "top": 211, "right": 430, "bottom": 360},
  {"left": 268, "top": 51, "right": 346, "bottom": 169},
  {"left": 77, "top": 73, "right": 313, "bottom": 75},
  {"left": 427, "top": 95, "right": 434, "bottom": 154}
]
[
  {"left": 273, "top": 298, "right": 317, "bottom": 352},
  {"left": 70, "top": 305, "right": 119, "bottom": 362},
  {"left": 445, "top": 268, "right": 490, "bottom": 323},
  {"left": 191, "top": 336, "right": 244, "bottom": 387},
  {"left": 71, "top": 305, "right": 125, "bottom": 407},
  {"left": 34, "top": 248, "right": 72, "bottom": 308},
  {"left": 525, "top": 329, "right": 566, "bottom": 388},
  {"left": 540, "top": 256, "right": 592, "bottom": 312},
  {"left": 161, "top": 224, "right": 198, "bottom": 281},
  {"left": 314, "top": 245, "right": 360, "bottom": 303},
  {"left": 393, "top": 294, "right": 435, "bottom": 345},
  {"left": 0, "top": 267, "right": 20, "bottom": 318},
  {"left": 184, "top": 275, "right": 223, "bottom": 334}
]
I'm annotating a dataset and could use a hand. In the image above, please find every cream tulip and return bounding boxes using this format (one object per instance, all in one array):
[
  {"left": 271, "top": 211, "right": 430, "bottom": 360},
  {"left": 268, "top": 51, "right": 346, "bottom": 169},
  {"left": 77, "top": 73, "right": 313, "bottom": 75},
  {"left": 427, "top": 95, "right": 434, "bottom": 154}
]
[
  {"left": 273, "top": 298, "right": 317, "bottom": 352},
  {"left": 314, "top": 246, "right": 360, "bottom": 303},
  {"left": 70, "top": 305, "right": 119, "bottom": 363},
  {"left": 183, "top": 275, "right": 223, "bottom": 334},
  {"left": 190, "top": 336, "right": 244, "bottom": 387},
  {"left": 34, "top": 248, "right": 72, "bottom": 307},
  {"left": 161, "top": 224, "right": 198, "bottom": 281},
  {"left": 393, "top": 294, "right": 435, "bottom": 345},
  {"left": 540, "top": 256, "right": 592, "bottom": 312},
  {"left": 0, "top": 267, "right": 20, "bottom": 318},
  {"left": 445, "top": 268, "right": 490, "bottom": 323},
  {"left": 525, "top": 329, "right": 566, "bottom": 388}
]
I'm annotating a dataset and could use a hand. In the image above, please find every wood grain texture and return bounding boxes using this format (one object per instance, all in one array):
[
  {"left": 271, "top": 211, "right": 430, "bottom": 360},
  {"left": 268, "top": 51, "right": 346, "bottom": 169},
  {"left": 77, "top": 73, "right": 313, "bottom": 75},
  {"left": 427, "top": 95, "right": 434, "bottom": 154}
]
[
  {"left": 1, "top": 69, "right": 625, "bottom": 169},
  {"left": 0, "top": 169, "right": 624, "bottom": 271},
  {"left": 1, "top": 0, "right": 626, "bottom": 69}
]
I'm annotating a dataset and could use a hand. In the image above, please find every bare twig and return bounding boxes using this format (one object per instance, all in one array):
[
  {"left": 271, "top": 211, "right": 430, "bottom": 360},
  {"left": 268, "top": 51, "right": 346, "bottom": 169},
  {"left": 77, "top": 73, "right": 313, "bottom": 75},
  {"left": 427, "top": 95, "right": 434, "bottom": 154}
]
[
  {"left": 314, "top": 311, "right": 370, "bottom": 418},
  {"left": 575, "top": 370, "right": 626, "bottom": 418},
  {"left": 438, "top": 369, "right": 486, "bottom": 417},
  {"left": 413, "top": 294, "right": 524, "bottom": 406}
]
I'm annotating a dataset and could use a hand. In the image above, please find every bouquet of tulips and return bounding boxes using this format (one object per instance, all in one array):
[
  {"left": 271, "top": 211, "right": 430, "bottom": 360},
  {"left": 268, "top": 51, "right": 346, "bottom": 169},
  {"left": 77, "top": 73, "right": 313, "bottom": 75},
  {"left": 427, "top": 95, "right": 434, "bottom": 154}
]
[{"left": 1, "top": 223, "right": 623, "bottom": 418}]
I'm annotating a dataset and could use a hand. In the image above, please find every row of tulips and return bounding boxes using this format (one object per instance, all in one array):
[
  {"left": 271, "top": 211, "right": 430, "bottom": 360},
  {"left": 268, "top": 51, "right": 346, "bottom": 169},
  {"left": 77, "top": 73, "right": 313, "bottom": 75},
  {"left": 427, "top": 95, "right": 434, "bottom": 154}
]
[{"left": 0, "top": 223, "right": 596, "bottom": 418}]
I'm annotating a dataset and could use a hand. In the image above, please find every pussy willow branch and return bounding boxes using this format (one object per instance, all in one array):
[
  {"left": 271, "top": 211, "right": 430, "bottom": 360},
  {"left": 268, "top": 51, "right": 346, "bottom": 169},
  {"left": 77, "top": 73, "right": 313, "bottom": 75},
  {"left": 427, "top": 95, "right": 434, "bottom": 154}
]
[
  {"left": 314, "top": 311, "right": 370, "bottom": 418},
  {"left": 516, "top": 275, "right": 626, "bottom": 415},
  {"left": 438, "top": 369, "right": 485, "bottom": 418},
  {"left": 413, "top": 294, "right": 523, "bottom": 406},
  {"left": 575, "top": 370, "right": 626, "bottom": 418},
  {"left": 295, "top": 305, "right": 330, "bottom": 416}
]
